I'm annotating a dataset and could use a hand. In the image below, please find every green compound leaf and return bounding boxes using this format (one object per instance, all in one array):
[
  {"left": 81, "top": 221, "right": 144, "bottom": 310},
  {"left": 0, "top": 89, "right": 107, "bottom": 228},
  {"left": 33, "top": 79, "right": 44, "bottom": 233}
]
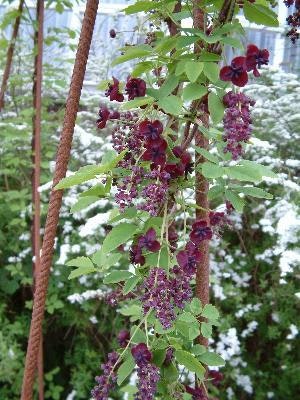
[
  {"left": 117, "top": 354, "right": 135, "bottom": 385},
  {"left": 231, "top": 185, "right": 273, "bottom": 199},
  {"left": 203, "top": 62, "right": 219, "bottom": 83},
  {"left": 225, "top": 189, "right": 245, "bottom": 212},
  {"left": 158, "top": 95, "right": 183, "bottom": 115},
  {"left": 103, "top": 270, "right": 133, "bottom": 284},
  {"left": 183, "top": 84, "right": 207, "bottom": 102},
  {"left": 185, "top": 61, "right": 204, "bottom": 82},
  {"left": 175, "top": 350, "right": 205, "bottom": 379},
  {"left": 102, "top": 223, "right": 138, "bottom": 254},
  {"left": 208, "top": 92, "right": 225, "bottom": 124},
  {"left": 201, "top": 162, "right": 224, "bottom": 179},
  {"left": 201, "top": 304, "right": 220, "bottom": 320},
  {"left": 198, "top": 351, "right": 225, "bottom": 367},
  {"left": 243, "top": 1, "right": 279, "bottom": 27}
]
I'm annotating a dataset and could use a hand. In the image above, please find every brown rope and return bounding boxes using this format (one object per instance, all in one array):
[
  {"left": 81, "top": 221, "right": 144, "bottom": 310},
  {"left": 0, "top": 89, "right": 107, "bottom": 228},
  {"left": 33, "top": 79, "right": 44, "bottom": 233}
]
[
  {"left": 21, "top": 1, "right": 99, "bottom": 398},
  {"left": 0, "top": 0, "right": 24, "bottom": 110},
  {"left": 31, "top": 1, "right": 44, "bottom": 398}
]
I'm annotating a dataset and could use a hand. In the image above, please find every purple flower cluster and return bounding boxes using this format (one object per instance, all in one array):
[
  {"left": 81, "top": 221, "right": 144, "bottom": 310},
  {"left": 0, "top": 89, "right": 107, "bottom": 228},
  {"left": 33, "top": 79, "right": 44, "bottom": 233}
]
[
  {"left": 131, "top": 344, "right": 160, "bottom": 400},
  {"left": 141, "top": 239, "right": 203, "bottom": 329},
  {"left": 91, "top": 351, "right": 119, "bottom": 400},
  {"left": 115, "top": 166, "right": 145, "bottom": 211},
  {"left": 285, "top": 0, "right": 300, "bottom": 43},
  {"left": 105, "top": 287, "right": 134, "bottom": 307},
  {"left": 138, "top": 183, "right": 168, "bottom": 216},
  {"left": 141, "top": 267, "right": 175, "bottom": 328},
  {"left": 105, "top": 76, "right": 146, "bottom": 103},
  {"left": 222, "top": 91, "right": 255, "bottom": 160}
]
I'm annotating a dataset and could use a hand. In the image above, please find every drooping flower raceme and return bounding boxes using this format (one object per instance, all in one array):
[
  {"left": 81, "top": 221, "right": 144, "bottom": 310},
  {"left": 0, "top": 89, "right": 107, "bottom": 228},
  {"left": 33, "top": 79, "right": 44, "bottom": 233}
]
[
  {"left": 131, "top": 344, "right": 160, "bottom": 400},
  {"left": 91, "top": 351, "right": 119, "bottom": 400},
  {"left": 222, "top": 91, "right": 255, "bottom": 160}
]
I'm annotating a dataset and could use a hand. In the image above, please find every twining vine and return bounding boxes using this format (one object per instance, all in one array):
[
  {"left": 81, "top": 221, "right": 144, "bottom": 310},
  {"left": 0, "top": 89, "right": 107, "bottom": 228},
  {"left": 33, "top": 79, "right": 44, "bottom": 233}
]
[{"left": 54, "top": 1, "right": 294, "bottom": 400}]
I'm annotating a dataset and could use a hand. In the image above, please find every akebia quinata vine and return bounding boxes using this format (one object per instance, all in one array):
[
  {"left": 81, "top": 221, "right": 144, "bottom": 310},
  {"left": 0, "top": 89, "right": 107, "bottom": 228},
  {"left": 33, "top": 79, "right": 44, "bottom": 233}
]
[{"left": 54, "top": 1, "right": 287, "bottom": 399}]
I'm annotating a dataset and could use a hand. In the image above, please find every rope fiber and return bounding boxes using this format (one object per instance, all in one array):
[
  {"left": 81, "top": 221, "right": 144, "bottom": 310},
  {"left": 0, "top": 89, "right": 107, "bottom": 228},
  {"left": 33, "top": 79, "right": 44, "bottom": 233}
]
[{"left": 21, "top": 1, "right": 100, "bottom": 398}]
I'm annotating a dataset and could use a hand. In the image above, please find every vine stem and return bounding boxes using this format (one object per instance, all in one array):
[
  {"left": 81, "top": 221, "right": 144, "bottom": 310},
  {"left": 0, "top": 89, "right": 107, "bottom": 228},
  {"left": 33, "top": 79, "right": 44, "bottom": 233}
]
[
  {"left": 192, "top": 0, "right": 210, "bottom": 348},
  {"left": 0, "top": 0, "right": 24, "bottom": 110}
]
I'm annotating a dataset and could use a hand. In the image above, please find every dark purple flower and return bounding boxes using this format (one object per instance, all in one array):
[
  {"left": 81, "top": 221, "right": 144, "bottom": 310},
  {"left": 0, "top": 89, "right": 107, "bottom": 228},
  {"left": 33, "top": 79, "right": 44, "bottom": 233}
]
[
  {"left": 105, "top": 77, "right": 124, "bottom": 102},
  {"left": 131, "top": 343, "right": 152, "bottom": 366},
  {"left": 219, "top": 56, "right": 248, "bottom": 87},
  {"left": 246, "top": 44, "right": 269, "bottom": 77},
  {"left": 176, "top": 241, "right": 201, "bottom": 276},
  {"left": 209, "top": 212, "right": 226, "bottom": 226},
  {"left": 125, "top": 77, "right": 146, "bottom": 100},
  {"left": 117, "top": 330, "right": 130, "bottom": 348},
  {"left": 163, "top": 347, "right": 174, "bottom": 366},
  {"left": 226, "top": 201, "right": 234, "bottom": 214},
  {"left": 185, "top": 385, "right": 208, "bottom": 400},
  {"left": 109, "top": 29, "right": 116, "bottom": 38},
  {"left": 167, "top": 225, "right": 178, "bottom": 251},
  {"left": 96, "top": 107, "right": 110, "bottom": 129},
  {"left": 164, "top": 162, "right": 185, "bottom": 179},
  {"left": 91, "top": 351, "right": 119, "bottom": 400},
  {"left": 138, "top": 120, "right": 163, "bottom": 141},
  {"left": 110, "top": 110, "right": 120, "bottom": 119},
  {"left": 172, "top": 146, "right": 191, "bottom": 166},
  {"left": 138, "top": 228, "right": 160, "bottom": 252},
  {"left": 209, "top": 370, "right": 224, "bottom": 387},
  {"left": 142, "top": 138, "right": 167, "bottom": 166},
  {"left": 190, "top": 220, "right": 212, "bottom": 245},
  {"left": 130, "top": 244, "right": 146, "bottom": 265}
]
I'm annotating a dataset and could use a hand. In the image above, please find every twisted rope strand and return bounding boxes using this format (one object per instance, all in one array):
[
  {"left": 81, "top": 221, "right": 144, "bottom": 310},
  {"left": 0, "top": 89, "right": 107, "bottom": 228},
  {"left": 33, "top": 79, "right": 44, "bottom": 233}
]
[{"left": 21, "top": 1, "right": 99, "bottom": 398}]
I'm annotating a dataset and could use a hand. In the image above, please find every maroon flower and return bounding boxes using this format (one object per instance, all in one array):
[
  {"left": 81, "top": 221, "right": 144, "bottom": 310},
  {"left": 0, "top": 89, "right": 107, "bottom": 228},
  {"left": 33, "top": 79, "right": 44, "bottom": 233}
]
[
  {"left": 110, "top": 110, "right": 120, "bottom": 119},
  {"left": 138, "top": 120, "right": 163, "bottom": 141},
  {"left": 125, "top": 77, "right": 146, "bottom": 100},
  {"left": 173, "top": 146, "right": 192, "bottom": 166},
  {"left": 209, "top": 211, "right": 226, "bottom": 226},
  {"left": 109, "top": 29, "right": 116, "bottom": 38},
  {"left": 163, "top": 347, "right": 174, "bottom": 366},
  {"left": 172, "top": 145, "right": 193, "bottom": 175},
  {"left": 117, "top": 330, "right": 130, "bottom": 348},
  {"left": 130, "top": 244, "right": 145, "bottom": 265},
  {"left": 185, "top": 385, "right": 208, "bottom": 400},
  {"left": 105, "top": 77, "right": 124, "bottom": 102},
  {"left": 96, "top": 107, "right": 110, "bottom": 129},
  {"left": 164, "top": 162, "right": 185, "bottom": 179},
  {"left": 176, "top": 241, "right": 201, "bottom": 276},
  {"left": 138, "top": 228, "right": 160, "bottom": 252},
  {"left": 190, "top": 220, "right": 212, "bottom": 245},
  {"left": 226, "top": 201, "right": 234, "bottom": 214},
  {"left": 142, "top": 138, "right": 167, "bottom": 166},
  {"left": 209, "top": 370, "right": 224, "bottom": 387},
  {"left": 131, "top": 343, "right": 152, "bottom": 366},
  {"left": 219, "top": 56, "right": 248, "bottom": 87},
  {"left": 246, "top": 44, "right": 269, "bottom": 77}
]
